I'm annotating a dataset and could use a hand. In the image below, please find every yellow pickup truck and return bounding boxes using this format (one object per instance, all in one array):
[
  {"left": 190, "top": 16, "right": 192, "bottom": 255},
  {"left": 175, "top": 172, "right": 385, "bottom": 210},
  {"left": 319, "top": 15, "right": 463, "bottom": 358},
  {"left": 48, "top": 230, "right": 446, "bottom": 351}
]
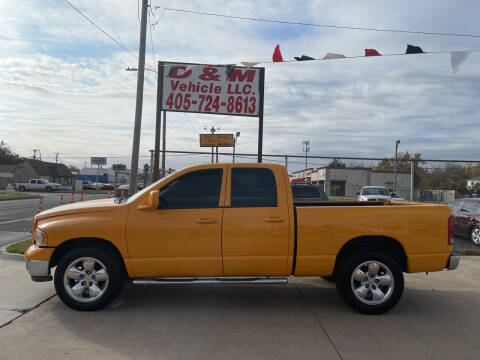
[{"left": 25, "top": 163, "right": 459, "bottom": 314}]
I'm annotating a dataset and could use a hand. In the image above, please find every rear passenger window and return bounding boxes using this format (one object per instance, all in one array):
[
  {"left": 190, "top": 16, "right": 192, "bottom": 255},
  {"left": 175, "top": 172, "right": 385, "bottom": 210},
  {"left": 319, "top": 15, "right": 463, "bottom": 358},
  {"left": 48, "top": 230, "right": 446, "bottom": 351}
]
[
  {"left": 159, "top": 169, "right": 222, "bottom": 209},
  {"left": 231, "top": 168, "right": 277, "bottom": 207}
]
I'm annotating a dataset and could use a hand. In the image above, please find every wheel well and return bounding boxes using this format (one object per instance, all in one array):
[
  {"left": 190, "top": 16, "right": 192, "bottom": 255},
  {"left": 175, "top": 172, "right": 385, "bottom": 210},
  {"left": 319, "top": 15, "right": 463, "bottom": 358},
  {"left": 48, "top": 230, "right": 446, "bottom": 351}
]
[
  {"left": 49, "top": 238, "right": 128, "bottom": 278},
  {"left": 334, "top": 236, "right": 408, "bottom": 274}
]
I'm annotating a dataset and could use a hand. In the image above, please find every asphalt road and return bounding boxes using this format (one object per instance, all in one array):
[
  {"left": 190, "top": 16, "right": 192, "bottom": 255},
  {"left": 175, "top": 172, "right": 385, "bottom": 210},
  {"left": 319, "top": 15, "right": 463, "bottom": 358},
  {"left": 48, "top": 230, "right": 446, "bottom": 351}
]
[
  {"left": 0, "top": 253, "right": 479, "bottom": 360},
  {"left": 0, "top": 192, "right": 108, "bottom": 246}
]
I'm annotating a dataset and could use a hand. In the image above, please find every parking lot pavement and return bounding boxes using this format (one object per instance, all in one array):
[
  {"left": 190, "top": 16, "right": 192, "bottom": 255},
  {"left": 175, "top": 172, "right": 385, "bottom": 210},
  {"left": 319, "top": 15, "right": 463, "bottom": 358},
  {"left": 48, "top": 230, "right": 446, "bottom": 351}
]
[
  {"left": 0, "top": 253, "right": 55, "bottom": 328},
  {"left": 0, "top": 256, "right": 479, "bottom": 360},
  {"left": 454, "top": 235, "right": 480, "bottom": 253}
]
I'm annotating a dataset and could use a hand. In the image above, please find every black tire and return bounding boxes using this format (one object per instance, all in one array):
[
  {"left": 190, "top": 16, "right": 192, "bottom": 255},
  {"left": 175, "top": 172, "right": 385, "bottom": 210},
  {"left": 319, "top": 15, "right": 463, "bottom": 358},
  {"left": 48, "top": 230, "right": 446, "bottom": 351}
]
[
  {"left": 321, "top": 275, "right": 335, "bottom": 282},
  {"left": 335, "top": 250, "right": 404, "bottom": 315},
  {"left": 45, "top": 187, "right": 51, "bottom": 192},
  {"left": 19, "top": 186, "right": 25, "bottom": 192},
  {"left": 54, "top": 247, "right": 124, "bottom": 311},
  {"left": 471, "top": 226, "right": 480, "bottom": 246}
]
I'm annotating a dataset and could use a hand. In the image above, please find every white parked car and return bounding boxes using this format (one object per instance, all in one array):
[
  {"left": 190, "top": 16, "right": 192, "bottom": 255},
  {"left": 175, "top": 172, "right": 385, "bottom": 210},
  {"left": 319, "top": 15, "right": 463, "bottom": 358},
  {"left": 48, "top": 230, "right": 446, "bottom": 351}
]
[
  {"left": 357, "top": 186, "right": 391, "bottom": 201},
  {"left": 15, "top": 179, "right": 61, "bottom": 192},
  {"left": 390, "top": 192, "right": 406, "bottom": 201}
]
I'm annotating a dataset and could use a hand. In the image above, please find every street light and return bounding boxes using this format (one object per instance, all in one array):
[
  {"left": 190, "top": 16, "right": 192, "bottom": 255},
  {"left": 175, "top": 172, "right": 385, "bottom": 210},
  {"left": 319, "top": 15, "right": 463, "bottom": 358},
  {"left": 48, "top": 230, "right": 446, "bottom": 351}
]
[
  {"left": 233, "top": 131, "right": 240, "bottom": 163},
  {"left": 204, "top": 126, "right": 221, "bottom": 163},
  {"left": 302, "top": 140, "right": 310, "bottom": 170},
  {"left": 394, "top": 140, "right": 401, "bottom": 194}
]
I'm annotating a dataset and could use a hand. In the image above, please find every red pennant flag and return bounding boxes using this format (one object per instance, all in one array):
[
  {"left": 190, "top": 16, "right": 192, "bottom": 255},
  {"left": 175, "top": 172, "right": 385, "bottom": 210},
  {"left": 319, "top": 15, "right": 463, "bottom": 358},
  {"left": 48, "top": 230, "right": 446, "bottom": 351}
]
[
  {"left": 272, "top": 44, "right": 283, "bottom": 62},
  {"left": 365, "top": 49, "right": 381, "bottom": 56}
]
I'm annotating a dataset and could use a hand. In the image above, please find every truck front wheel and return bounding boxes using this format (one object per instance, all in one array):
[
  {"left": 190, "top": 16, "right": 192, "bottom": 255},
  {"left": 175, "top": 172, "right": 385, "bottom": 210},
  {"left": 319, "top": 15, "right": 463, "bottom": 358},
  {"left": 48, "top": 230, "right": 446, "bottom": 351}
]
[
  {"left": 54, "top": 247, "right": 124, "bottom": 311},
  {"left": 335, "top": 251, "right": 404, "bottom": 315}
]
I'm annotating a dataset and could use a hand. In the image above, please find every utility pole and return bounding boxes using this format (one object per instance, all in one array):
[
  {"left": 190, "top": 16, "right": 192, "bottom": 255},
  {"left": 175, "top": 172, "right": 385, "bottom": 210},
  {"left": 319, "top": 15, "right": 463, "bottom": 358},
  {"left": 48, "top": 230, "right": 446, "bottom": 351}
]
[
  {"left": 302, "top": 140, "right": 310, "bottom": 170},
  {"left": 32, "top": 149, "right": 38, "bottom": 160},
  {"left": 394, "top": 139, "right": 401, "bottom": 194},
  {"left": 55, "top": 152, "right": 59, "bottom": 163},
  {"left": 129, "top": 0, "right": 148, "bottom": 195},
  {"left": 233, "top": 131, "right": 240, "bottom": 163}
]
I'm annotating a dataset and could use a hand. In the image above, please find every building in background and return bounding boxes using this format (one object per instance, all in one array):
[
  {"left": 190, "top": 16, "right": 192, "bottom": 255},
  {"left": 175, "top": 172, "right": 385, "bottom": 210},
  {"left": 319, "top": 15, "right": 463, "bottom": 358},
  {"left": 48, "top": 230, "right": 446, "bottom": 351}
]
[
  {"left": 0, "top": 164, "right": 16, "bottom": 189},
  {"left": 290, "top": 167, "right": 411, "bottom": 199},
  {"left": 13, "top": 159, "right": 72, "bottom": 185},
  {"left": 78, "top": 167, "right": 130, "bottom": 184}
]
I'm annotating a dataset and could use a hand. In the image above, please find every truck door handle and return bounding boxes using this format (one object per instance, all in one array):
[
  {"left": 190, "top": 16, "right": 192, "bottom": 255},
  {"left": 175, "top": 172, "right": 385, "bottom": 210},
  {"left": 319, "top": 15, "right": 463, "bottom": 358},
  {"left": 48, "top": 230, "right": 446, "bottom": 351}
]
[
  {"left": 196, "top": 218, "right": 215, "bottom": 224},
  {"left": 264, "top": 216, "right": 284, "bottom": 223}
]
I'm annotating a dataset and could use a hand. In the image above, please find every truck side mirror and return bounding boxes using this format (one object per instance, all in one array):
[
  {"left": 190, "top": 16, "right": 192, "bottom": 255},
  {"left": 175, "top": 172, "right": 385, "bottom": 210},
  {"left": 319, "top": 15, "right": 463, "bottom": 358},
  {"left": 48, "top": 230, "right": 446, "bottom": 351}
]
[
  {"left": 356, "top": 192, "right": 360, "bottom": 196},
  {"left": 148, "top": 190, "right": 160, "bottom": 209}
]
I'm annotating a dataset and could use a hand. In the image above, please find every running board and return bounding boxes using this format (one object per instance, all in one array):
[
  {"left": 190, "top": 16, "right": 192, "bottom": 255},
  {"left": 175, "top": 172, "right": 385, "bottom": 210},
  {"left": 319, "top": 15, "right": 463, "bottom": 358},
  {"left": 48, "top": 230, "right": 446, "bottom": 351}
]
[{"left": 132, "top": 277, "right": 288, "bottom": 285}]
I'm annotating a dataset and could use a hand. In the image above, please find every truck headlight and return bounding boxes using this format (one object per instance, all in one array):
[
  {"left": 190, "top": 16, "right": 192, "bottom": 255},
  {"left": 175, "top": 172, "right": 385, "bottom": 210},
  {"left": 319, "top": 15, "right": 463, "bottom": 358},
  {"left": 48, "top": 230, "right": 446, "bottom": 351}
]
[{"left": 34, "top": 228, "right": 48, "bottom": 247}]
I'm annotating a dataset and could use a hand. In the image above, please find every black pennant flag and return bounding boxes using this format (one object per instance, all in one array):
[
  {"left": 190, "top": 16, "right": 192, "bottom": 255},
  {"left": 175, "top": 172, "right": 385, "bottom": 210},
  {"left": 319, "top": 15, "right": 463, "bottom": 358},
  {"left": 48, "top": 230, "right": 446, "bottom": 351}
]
[
  {"left": 406, "top": 45, "right": 424, "bottom": 54},
  {"left": 226, "top": 64, "right": 236, "bottom": 80},
  {"left": 294, "top": 55, "right": 315, "bottom": 61}
]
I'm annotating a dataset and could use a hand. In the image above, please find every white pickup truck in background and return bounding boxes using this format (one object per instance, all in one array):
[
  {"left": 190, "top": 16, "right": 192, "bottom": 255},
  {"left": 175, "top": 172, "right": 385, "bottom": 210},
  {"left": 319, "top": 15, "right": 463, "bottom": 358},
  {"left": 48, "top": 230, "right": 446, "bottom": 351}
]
[
  {"left": 14, "top": 179, "right": 61, "bottom": 192},
  {"left": 357, "top": 186, "right": 391, "bottom": 201}
]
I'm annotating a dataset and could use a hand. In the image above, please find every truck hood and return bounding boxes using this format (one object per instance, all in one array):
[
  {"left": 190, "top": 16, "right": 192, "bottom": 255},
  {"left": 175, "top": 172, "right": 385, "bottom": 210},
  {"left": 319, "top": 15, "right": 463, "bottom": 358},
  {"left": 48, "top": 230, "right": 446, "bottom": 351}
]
[{"left": 36, "top": 198, "right": 117, "bottom": 220}]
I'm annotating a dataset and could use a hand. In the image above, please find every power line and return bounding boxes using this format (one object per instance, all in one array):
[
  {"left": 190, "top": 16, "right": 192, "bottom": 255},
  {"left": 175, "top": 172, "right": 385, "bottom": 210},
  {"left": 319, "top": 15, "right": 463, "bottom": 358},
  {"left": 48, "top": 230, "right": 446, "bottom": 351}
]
[
  {"left": 156, "top": 6, "right": 480, "bottom": 39},
  {"left": 61, "top": 0, "right": 156, "bottom": 72}
]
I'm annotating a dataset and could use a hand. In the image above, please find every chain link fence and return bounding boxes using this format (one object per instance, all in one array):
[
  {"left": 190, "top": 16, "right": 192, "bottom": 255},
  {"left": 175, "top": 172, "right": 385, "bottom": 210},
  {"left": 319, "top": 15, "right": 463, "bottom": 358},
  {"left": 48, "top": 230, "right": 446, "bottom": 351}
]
[{"left": 148, "top": 150, "right": 480, "bottom": 203}]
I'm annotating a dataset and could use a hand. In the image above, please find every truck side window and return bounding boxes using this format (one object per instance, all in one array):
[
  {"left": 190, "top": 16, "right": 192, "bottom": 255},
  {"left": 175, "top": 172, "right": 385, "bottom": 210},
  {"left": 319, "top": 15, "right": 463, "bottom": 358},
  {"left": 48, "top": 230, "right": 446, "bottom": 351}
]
[
  {"left": 159, "top": 169, "right": 222, "bottom": 209},
  {"left": 231, "top": 168, "right": 277, "bottom": 207}
]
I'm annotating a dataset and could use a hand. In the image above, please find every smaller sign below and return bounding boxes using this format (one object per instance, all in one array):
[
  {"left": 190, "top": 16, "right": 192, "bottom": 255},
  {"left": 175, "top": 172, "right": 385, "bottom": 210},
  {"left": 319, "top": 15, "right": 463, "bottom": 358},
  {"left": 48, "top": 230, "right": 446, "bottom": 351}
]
[
  {"left": 91, "top": 157, "right": 107, "bottom": 166},
  {"left": 112, "top": 164, "right": 127, "bottom": 171},
  {"left": 200, "top": 134, "right": 234, "bottom": 147}
]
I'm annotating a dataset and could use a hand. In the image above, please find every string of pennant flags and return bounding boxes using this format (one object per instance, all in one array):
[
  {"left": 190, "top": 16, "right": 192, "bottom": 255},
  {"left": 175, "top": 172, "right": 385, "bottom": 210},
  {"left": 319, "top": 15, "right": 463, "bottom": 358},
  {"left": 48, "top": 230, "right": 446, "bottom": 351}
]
[
  {"left": 160, "top": 44, "right": 476, "bottom": 79},
  {"left": 249, "top": 44, "right": 476, "bottom": 74}
]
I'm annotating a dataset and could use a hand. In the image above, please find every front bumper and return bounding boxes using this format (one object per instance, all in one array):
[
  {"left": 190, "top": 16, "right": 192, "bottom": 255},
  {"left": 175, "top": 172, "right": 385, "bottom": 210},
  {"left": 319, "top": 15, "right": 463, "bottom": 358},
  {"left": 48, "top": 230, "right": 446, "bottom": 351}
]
[
  {"left": 446, "top": 253, "right": 460, "bottom": 270},
  {"left": 25, "top": 260, "right": 52, "bottom": 282}
]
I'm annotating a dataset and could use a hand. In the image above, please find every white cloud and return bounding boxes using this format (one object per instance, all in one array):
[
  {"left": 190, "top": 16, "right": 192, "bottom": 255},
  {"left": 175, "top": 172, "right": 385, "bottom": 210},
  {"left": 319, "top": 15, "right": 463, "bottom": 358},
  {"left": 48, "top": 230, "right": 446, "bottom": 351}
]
[{"left": 0, "top": 0, "right": 479, "bottom": 171}]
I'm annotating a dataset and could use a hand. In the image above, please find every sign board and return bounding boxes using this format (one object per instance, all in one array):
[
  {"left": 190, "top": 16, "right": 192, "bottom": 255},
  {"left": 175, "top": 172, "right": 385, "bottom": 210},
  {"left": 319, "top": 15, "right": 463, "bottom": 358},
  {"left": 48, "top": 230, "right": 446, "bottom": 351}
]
[
  {"left": 200, "top": 134, "right": 234, "bottom": 147},
  {"left": 161, "top": 63, "right": 261, "bottom": 117},
  {"left": 91, "top": 157, "right": 107, "bottom": 166},
  {"left": 112, "top": 164, "right": 127, "bottom": 171}
]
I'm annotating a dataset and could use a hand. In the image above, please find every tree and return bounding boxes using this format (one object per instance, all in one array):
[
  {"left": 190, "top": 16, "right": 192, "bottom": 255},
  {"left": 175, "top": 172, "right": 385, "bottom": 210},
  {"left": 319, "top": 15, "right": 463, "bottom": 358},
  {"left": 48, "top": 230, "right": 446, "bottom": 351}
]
[
  {"left": 0, "top": 145, "right": 21, "bottom": 164},
  {"left": 328, "top": 158, "right": 346, "bottom": 168},
  {"left": 68, "top": 165, "right": 80, "bottom": 173},
  {"left": 375, "top": 151, "right": 425, "bottom": 186}
]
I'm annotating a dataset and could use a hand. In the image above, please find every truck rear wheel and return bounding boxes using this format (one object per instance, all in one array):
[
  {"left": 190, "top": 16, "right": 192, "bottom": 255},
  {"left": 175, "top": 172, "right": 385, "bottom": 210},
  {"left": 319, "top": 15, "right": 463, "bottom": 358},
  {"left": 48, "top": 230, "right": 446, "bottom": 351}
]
[
  {"left": 335, "top": 251, "right": 404, "bottom": 315},
  {"left": 54, "top": 247, "right": 124, "bottom": 311}
]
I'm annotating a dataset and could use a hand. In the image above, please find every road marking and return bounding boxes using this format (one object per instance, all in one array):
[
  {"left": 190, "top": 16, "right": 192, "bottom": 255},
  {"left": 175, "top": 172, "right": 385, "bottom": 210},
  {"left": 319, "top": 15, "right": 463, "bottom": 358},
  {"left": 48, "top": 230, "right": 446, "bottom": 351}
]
[{"left": 0, "top": 217, "right": 33, "bottom": 225}]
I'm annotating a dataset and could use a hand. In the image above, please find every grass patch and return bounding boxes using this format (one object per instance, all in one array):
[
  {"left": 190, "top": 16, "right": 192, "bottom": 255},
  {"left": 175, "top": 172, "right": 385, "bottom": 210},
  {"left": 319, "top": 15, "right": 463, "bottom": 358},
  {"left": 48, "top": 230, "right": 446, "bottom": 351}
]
[
  {"left": 0, "top": 192, "right": 41, "bottom": 201},
  {"left": 6, "top": 239, "right": 33, "bottom": 254}
]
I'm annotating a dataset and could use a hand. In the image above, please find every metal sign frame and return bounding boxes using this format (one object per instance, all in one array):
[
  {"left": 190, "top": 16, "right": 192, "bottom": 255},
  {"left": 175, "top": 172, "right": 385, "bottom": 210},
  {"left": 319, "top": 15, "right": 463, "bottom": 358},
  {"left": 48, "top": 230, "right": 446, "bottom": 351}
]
[{"left": 153, "top": 61, "right": 265, "bottom": 181}]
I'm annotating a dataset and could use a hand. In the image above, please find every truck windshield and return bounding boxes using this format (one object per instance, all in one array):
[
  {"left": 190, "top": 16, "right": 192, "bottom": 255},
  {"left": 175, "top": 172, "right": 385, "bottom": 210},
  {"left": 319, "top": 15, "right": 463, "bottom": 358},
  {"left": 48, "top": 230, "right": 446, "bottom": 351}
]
[{"left": 362, "top": 188, "right": 389, "bottom": 196}]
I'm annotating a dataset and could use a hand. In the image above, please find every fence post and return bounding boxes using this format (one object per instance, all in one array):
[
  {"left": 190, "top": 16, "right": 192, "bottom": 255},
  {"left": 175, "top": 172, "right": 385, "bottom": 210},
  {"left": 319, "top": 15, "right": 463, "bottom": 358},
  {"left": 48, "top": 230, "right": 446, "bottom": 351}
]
[
  {"left": 285, "top": 156, "right": 288, "bottom": 172},
  {"left": 410, "top": 160, "right": 414, "bottom": 202}
]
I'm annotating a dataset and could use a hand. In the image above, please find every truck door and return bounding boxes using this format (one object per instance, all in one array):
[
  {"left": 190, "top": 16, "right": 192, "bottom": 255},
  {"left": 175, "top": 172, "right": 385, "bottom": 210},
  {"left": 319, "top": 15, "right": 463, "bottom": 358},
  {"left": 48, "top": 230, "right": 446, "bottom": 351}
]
[
  {"left": 126, "top": 167, "right": 227, "bottom": 277},
  {"left": 30, "top": 180, "right": 39, "bottom": 190},
  {"left": 221, "top": 166, "right": 291, "bottom": 276}
]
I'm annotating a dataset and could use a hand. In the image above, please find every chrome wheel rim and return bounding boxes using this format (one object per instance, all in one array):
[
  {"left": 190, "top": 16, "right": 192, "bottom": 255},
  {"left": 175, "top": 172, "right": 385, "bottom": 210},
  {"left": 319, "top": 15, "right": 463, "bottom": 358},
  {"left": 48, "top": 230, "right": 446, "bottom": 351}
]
[
  {"left": 63, "top": 257, "right": 109, "bottom": 303},
  {"left": 351, "top": 260, "right": 394, "bottom": 306},
  {"left": 472, "top": 228, "right": 480, "bottom": 245}
]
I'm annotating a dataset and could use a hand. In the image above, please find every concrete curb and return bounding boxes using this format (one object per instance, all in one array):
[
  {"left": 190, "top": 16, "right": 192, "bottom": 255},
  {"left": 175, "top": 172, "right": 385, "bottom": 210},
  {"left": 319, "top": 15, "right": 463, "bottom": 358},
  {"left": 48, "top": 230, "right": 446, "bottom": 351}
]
[{"left": 0, "top": 239, "right": 31, "bottom": 258}]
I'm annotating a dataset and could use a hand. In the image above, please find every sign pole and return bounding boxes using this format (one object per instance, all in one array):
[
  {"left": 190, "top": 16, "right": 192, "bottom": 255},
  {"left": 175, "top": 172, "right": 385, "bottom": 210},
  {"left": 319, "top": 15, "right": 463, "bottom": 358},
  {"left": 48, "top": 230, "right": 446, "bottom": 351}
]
[
  {"left": 161, "top": 110, "right": 166, "bottom": 177},
  {"left": 153, "top": 62, "right": 163, "bottom": 181},
  {"left": 257, "top": 67, "right": 265, "bottom": 163}
]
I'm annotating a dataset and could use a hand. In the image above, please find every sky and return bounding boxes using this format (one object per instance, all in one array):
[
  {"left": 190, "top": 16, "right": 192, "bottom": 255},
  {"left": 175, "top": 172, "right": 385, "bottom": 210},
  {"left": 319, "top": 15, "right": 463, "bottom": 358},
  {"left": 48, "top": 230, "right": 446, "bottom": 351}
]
[{"left": 1, "top": 0, "right": 479, "bottom": 171}]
